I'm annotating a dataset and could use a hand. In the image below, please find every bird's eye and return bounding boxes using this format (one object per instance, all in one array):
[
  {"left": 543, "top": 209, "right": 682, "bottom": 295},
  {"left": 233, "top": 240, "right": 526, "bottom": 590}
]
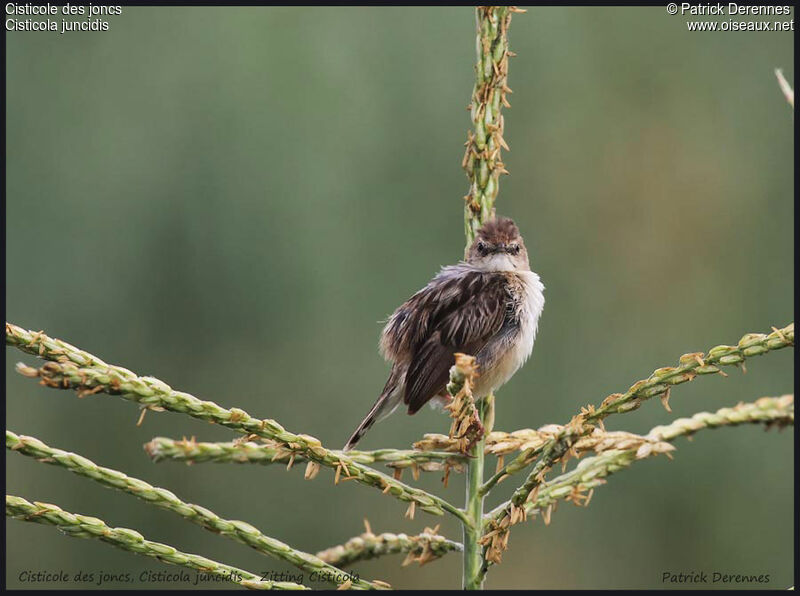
[
  {"left": 509, "top": 243, "right": 520, "bottom": 255},
  {"left": 476, "top": 241, "right": 489, "bottom": 256}
]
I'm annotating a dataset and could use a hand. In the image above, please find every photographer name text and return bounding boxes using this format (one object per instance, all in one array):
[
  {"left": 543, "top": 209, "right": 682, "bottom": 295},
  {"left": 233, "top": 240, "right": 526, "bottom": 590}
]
[{"left": 662, "top": 571, "right": 770, "bottom": 585}]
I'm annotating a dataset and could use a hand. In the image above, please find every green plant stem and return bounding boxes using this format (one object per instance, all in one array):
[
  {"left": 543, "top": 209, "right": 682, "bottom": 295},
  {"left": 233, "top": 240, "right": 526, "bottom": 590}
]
[
  {"left": 6, "top": 323, "right": 466, "bottom": 525},
  {"left": 481, "top": 323, "right": 794, "bottom": 495},
  {"left": 459, "top": 6, "right": 522, "bottom": 583},
  {"left": 462, "top": 398, "right": 487, "bottom": 590},
  {"left": 144, "top": 437, "right": 464, "bottom": 473},
  {"left": 316, "top": 529, "right": 463, "bottom": 568},
  {"left": 418, "top": 425, "right": 681, "bottom": 459},
  {"left": 462, "top": 6, "right": 518, "bottom": 245},
  {"left": 5, "top": 495, "right": 307, "bottom": 590},
  {"left": 6, "top": 431, "right": 378, "bottom": 590}
]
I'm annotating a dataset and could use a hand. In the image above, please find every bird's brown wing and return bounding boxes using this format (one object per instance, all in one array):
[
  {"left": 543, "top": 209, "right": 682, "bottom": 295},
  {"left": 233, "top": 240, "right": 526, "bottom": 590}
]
[{"left": 403, "top": 271, "right": 509, "bottom": 414}]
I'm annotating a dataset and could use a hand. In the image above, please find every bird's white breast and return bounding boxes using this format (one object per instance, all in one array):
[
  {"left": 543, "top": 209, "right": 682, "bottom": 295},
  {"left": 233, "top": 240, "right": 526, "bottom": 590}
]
[
  {"left": 476, "top": 270, "right": 544, "bottom": 397},
  {"left": 513, "top": 270, "right": 545, "bottom": 365}
]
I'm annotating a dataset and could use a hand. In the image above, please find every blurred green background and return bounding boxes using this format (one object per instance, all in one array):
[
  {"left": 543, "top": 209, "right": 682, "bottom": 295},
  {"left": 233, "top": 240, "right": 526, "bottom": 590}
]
[{"left": 5, "top": 6, "right": 794, "bottom": 590}]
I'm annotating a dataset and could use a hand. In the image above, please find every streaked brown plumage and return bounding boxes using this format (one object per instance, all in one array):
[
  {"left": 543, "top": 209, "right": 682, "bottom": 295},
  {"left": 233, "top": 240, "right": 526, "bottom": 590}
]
[{"left": 344, "top": 217, "right": 544, "bottom": 451}]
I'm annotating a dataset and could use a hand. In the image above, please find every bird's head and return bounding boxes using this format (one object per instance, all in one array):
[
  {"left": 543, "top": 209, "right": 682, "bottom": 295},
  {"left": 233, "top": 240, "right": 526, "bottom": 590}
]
[{"left": 466, "top": 216, "right": 530, "bottom": 272}]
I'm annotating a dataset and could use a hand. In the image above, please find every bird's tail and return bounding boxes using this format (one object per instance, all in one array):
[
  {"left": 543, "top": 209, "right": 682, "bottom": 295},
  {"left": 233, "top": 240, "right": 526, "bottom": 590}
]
[{"left": 343, "top": 377, "right": 402, "bottom": 452}]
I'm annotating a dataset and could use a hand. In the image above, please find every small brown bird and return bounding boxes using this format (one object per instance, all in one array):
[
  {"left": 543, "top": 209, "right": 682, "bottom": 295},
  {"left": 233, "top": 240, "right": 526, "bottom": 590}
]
[{"left": 344, "top": 216, "right": 544, "bottom": 451}]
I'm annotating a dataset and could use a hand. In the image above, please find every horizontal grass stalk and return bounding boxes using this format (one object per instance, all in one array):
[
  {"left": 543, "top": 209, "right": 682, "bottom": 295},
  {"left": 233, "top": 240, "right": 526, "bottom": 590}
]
[
  {"left": 5, "top": 495, "right": 306, "bottom": 590},
  {"left": 144, "top": 437, "right": 464, "bottom": 475},
  {"left": 316, "top": 522, "right": 463, "bottom": 568},
  {"left": 5, "top": 431, "right": 379, "bottom": 590},
  {"left": 481, "top": 323, "right": 794, "bottom": 496},
  {"left": 6, "top": 323, "right": 467, "bottom": 525},
  {"left": 477, "top": 394, "right": 794, "bottom": 579}
]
